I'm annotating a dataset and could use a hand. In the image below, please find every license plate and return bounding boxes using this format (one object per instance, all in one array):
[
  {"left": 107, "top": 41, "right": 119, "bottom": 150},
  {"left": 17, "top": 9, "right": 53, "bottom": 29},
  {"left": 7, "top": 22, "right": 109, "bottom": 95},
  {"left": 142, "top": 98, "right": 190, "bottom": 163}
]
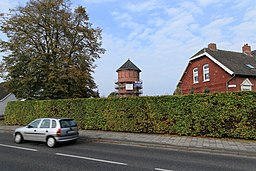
[{"left": 67, "top": 131, "right": 76, "bottom": 134}]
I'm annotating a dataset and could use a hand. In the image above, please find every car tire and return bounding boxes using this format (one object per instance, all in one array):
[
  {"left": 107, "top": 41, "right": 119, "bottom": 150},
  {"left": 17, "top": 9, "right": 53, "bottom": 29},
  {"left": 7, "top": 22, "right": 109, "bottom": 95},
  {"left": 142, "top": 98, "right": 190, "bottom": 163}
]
[
  {"left": 71, "top": 139, "right": 77, "bottom": 144},
  {"left": 14, "top": 133, "right": 23, "bottom": 144},
  {"left": 47, "top": 137, "right": 56, "bottom": 148}
]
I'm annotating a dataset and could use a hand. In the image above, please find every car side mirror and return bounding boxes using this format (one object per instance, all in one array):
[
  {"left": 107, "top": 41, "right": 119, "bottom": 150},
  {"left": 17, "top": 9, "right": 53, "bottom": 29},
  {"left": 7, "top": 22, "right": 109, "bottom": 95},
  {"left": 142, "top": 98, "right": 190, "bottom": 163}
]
[{"left": 27, "top": 125, "right": 33, "bottom": 128}]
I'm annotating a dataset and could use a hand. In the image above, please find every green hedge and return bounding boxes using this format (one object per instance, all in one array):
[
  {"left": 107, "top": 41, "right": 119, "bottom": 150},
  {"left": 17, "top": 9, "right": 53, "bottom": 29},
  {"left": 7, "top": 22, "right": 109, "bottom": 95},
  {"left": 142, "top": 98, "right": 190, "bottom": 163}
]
[{"left": 4, "top": 91, "right": 256, "bottom": 139}]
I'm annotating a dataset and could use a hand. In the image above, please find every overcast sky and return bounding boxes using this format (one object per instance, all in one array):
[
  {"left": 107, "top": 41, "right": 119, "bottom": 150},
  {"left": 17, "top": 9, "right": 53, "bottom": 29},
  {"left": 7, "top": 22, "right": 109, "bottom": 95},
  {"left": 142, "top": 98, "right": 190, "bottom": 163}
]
[{"left": 1, "top": 0, "right": 256, "bottom": 97}]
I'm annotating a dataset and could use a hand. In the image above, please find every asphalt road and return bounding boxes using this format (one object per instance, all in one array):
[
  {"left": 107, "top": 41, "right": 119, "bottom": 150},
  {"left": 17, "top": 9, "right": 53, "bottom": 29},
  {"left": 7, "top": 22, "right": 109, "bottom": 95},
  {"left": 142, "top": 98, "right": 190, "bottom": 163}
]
[{"left": 1, "top": 132, "right": 256, "bottom": 171}]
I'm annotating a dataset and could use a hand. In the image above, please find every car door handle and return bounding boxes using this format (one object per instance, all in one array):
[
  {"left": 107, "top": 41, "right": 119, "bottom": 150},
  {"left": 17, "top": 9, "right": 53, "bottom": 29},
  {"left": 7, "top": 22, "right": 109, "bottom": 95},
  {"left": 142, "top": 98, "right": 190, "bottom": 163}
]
[{"left": 34, "top": 130, "right": 36, "bottom": 132}]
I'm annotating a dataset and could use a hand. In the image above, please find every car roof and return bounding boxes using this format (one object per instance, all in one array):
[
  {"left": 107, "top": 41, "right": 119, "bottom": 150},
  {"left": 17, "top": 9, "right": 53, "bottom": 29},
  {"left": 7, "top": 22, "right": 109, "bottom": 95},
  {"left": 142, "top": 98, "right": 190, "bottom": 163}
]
[{"left": 38, "top": 117, "right": 74, "bottom": 120}]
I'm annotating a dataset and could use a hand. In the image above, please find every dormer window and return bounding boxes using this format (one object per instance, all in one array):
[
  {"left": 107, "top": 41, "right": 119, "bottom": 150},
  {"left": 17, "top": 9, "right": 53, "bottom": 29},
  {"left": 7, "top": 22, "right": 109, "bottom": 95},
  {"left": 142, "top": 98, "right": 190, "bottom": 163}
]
[
  {"left": 203, "top": 64, "right": 210, "bottom": 81},
  {"left": 241, "top": 78, "right": 253, "bottom": 91},
  {"left": 193, "top": 68, "right": 198, "bottom": 84},
  {"left": 246, "top": 64, "right": 255, "bottom": 69}
]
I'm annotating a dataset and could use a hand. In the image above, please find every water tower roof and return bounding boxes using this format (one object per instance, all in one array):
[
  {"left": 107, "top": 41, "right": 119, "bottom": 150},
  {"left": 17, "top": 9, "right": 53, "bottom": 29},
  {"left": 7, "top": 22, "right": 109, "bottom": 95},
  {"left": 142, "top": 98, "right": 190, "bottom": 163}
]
[{"left": 116, "top": 59, "right": 141, "bottom": 72}]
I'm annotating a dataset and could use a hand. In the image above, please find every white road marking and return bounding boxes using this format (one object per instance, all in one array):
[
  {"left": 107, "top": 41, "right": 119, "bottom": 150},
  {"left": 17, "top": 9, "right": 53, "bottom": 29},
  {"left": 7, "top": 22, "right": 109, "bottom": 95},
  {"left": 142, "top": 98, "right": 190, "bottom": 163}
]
[
  {"left": 56, "top": 153, "right": 128, "bottom": 166},
  {"left": 155, "top": 168, "right": 174, "bottom": 171},
  {"left": 0, "top": 143, "right": 38, "bottom": 152}
]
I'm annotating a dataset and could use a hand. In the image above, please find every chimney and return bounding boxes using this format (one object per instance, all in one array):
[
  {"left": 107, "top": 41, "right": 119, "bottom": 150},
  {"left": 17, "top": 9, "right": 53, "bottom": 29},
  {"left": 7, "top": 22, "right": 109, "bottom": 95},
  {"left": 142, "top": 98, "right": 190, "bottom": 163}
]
[
  {"left": 242, "top": 43, "right": 252, "bottom": 56},
  {"left": 208, "top": 43, "right": 217, "bottom": 51}
]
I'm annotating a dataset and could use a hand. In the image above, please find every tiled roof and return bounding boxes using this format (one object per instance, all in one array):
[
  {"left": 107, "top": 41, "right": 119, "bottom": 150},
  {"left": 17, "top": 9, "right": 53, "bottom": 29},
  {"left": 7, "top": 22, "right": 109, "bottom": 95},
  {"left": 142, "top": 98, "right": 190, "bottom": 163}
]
[
  {"left": 191, "top": 48, "right": 256, "bottom": 76},
  {"left": 116, "top": 59, "right": 141, "bottom": 72}
]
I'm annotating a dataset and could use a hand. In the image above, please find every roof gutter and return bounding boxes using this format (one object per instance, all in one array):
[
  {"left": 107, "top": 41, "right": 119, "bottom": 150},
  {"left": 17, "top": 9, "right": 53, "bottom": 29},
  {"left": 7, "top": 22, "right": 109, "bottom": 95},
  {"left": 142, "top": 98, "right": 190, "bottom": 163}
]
[{"left": 226, "top": 74, "right": 236, "bottom": 92}]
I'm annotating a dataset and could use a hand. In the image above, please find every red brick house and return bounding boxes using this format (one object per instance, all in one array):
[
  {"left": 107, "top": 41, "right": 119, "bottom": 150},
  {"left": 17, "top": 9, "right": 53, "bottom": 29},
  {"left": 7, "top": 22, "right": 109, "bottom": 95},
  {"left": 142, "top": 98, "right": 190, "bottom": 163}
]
[{"left": 178, "top": 43, "right": 256, "bottom": 94}]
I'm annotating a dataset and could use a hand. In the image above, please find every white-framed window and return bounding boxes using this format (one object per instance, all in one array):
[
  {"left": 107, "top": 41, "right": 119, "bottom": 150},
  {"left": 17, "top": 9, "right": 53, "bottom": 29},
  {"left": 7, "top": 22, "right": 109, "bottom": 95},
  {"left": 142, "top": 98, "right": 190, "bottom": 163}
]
[
  {"left": 241, "top": 78, "right": 253, "bottom": 91},
  {"left": 193, "top": 68, "right": 198, "bottom": 84},
  {"left": 241, "top": 85, "right": 252, "bottom": 91},
  {"left": 203, "top": 64, "right": 210, "bottom": 81}
]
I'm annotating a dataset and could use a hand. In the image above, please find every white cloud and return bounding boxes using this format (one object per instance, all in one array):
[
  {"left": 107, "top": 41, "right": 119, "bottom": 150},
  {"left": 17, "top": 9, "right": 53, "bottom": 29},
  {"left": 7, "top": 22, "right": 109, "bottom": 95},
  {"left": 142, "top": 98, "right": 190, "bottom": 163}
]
[
  {"left": 231, "top": 0, "right": 256, "bottom": 10},
  {"left": 84, "top": 0, "right": 117, "bottom": 4},
  {"left": 148, "top": 16, "right": 165, "bottom": 28},
  {"left": 200, "top": 17, "right": 234, "bottom": 41},
  {"left": 196, "top": 0, "right": 222, "bottom": 7},
  {"left": 0, "top": 0, "right": 19, "bottom": 14},
  {"left": 180, "top": 1, "right": 203, "bottom": 15},
  {"left": 112, "top": 12, "right": 131, "bottom": 21},
  {"left": 111, "top": 11, "right": 145, "bottom": 41},
  {"left": 125, "top": 0, "right": 164, "bottom": 13},
  {"left": 232, "top": 22, "right": 256, "bottom": 44},
  {"left": 243, "top": 9, "right": 256, "bottom": 21}
]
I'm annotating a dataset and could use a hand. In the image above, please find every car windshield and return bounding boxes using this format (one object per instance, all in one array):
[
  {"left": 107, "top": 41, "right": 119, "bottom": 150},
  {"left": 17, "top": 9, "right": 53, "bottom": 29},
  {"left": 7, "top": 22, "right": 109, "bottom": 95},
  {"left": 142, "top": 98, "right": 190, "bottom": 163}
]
[
  {"left": 28, "top": 119, "right": 41, "bottom": 128},
  {"left": 60, "top": 119, "right": 77, "bottom": 128}
]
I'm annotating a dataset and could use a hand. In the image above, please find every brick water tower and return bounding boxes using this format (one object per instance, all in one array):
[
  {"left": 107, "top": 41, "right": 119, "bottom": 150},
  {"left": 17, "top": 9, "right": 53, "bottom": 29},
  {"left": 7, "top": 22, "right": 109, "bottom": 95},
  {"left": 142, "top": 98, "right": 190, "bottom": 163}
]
[{"left": 115, "top": 59, "right": 142, "bottom": 97}]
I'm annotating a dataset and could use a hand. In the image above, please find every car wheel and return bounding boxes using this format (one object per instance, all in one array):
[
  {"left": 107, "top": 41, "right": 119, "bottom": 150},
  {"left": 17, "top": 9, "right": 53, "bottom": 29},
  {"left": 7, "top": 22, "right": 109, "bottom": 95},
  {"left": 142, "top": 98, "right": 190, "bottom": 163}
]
[
  {"left": 14, "top": 133, "right": 23, "bottom": 144},
  {"left": 47, "top": 137, "right": 56, "bottom": 148},
  {"left": 71, "top": 139, "right": 77, "bottom": 144}
]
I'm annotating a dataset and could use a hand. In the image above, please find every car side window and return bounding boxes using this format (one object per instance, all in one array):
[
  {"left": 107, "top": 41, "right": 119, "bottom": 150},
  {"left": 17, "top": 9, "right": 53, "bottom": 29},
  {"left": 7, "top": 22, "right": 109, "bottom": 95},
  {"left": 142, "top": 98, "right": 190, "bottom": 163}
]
[
  {"left": 52, "top": 120, "right": 57, "bottom": 128},
  {"left": 29, "top": 119, "right": 41, "bottom": 128},
  {"left": 40, "top": 119, "right": 50, "bottom": 128}
]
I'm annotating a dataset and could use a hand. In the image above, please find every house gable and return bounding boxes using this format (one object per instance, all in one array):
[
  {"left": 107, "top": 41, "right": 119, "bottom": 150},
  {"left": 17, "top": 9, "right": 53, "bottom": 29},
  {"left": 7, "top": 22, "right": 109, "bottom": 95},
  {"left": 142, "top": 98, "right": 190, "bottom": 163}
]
[
  {"left": 179, "top": 55, "right": 231, "bottom": 94},
  {"left": 0, "top": 82, "right": 17, "bottom": 116},
  {"left": 190, "top": 51, "right": 234, "bottom": 75},
  {"left": 179, "top": 51, "right": 233, "bottom": 86}
]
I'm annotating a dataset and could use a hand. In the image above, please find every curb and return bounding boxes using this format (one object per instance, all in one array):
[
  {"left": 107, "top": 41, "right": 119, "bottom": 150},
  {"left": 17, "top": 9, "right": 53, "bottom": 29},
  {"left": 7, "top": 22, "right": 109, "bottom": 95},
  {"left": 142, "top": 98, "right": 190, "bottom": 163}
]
[
  {"left": 82, "top": 137, "right": 256, "bottom": 158},
  {"left": 0, "top": 128, "right": 16, "bottom": 134}
]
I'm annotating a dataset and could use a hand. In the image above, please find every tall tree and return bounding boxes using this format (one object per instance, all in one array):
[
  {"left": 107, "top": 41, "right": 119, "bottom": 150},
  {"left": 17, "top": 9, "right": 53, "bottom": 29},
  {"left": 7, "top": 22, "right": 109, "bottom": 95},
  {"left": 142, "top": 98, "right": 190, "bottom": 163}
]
[{"left": 0, "top": 0, "right": 105, "bottom": 99}]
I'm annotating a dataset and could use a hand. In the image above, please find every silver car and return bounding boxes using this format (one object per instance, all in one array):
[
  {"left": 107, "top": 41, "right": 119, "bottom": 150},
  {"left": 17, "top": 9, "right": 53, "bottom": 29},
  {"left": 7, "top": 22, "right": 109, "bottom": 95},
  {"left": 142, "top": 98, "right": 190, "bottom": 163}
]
[{"left": 14, "top": 118, "right": 79, "bottom": 148}]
